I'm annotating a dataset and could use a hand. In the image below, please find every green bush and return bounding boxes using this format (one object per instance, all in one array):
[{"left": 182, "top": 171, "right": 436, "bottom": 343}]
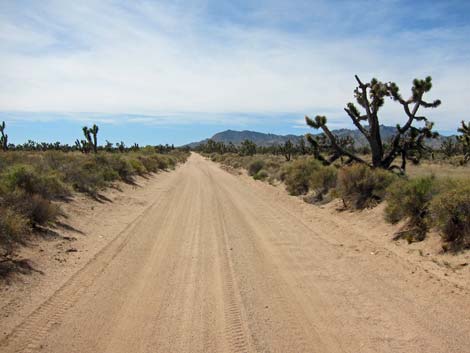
[
  {"left": 430, "top": 181, "right": 470, "bottom": 250},
  {"left": 248, "top": 160, "right": 265, "bottom": 176},
  {"left": 309, "top": 165, "right": 337, "bottom": 200},
  {"left": 337, "top": 164, "right": 396, "bottom": 209},
  {"left": 283, "top": 158, "right": 323, "bottom": 196},
  {"left": 253, "top": 169, "right": 269, "bottom": 180},
  {"left": 1, "top": 164, "right": 70, "bottom": 199},
  {"left": 128, "top": 158, "right": 146, "bottom": 175},
  {"left": 385, "top": 176, "right": 439, "bottom": 241}
]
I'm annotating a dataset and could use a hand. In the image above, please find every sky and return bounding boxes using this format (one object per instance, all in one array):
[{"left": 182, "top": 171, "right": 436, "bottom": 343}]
[{"left": 1, "top": 0, "right": 470, "bottom": 146}]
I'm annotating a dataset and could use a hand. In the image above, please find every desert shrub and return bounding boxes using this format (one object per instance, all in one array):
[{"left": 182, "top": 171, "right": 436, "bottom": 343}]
[
  {"left": 430, "top": 181, "right": 470, "bottom": 250},
  {"left": 337, "top": 164, "right": 396, "bottom": 209},
  {"left": 108, "top": 156, "right": 135, "bottom": 182},
  {"left": 1, "top": 191, "right": 60, "bottom": 227},
  {"left": 0, "top": 207, "right": 29, "bottom": 254},
  {"left": 248, "top": 160, "right": 265, "bottom": 176},
  {"left": 128, "top": 158, "right": 146, "bottom": 175},
  {"left": 385, "top": 176, "right": 439, "bottom": 241},
  {"left": 27, "top": 194, "right": 61, "bottom": 226},
  {"left": 1, "top": 164, "right": 69, "bottom": 199},
  {"left": 283, "top": 158, "right": 323, "bottom": 196},
  {"left": 62, "top": 159, "right": 107, "bottom": 195},
  {"left": 152, "top": 155, "right": 169, "bottom": 170},
  {"left": 138, "top": 156, "right": 158, "bottom": 173},
  {"left": 308, "top": 165, "right": 337, "bottom": 202},
  {"left": 253, "top": 169, "right": 269, "bottom": 180}
]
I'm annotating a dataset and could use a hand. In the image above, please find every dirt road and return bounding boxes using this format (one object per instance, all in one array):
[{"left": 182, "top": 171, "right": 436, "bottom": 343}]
[{"left": 1, "top": 154, "right": 469, "bottom": 353}]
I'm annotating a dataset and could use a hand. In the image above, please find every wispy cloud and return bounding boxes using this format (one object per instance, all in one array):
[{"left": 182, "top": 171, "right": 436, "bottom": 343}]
[{"left": 1, "top": 0, "right": 469, "bottom": 132}]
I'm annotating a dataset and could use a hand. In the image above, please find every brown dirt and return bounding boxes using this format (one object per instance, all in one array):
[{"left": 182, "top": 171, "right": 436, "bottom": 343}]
[{"left": 1, "top": 153, "right": 469, "bottom": 353}]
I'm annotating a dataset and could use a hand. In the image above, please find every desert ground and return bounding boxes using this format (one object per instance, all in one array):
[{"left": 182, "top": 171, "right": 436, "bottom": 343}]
[{"left": 1, "top": 153, "right": 469, "bottom": 353}]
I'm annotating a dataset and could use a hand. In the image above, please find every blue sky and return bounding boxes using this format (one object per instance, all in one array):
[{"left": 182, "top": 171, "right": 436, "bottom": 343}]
[{"left": 1, "top": 0, "right": 469, "bottom": 145}]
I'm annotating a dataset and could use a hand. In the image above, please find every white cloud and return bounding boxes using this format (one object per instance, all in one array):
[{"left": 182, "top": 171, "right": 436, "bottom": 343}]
[{"left": 0, "top": 0, "right": 469, "bottom": 131}]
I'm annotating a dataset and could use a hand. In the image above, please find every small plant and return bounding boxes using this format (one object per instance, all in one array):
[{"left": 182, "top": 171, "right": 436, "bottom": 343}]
[
  {"left": 385, "top": 176, "right": 439, "bottom": 241},
  {"left": 0, "top": 207, "right": 29, "bottom": 255},
  {"left": 337, "top": 164, "right": 396, "bottom": 209},
  {"left": 430, "top": 181, "right": 470, "bottom": 251},
  {"left": 253, "top": 169, "right": 269, "bottom": 180},
  {"left": 248, "top": 160, "right": 265, "bottom": 176}
]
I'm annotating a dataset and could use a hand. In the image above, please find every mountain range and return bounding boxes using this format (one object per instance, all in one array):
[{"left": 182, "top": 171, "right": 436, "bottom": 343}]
[{"left": 187, "top": 126, "right": 453, "bottom": 149}]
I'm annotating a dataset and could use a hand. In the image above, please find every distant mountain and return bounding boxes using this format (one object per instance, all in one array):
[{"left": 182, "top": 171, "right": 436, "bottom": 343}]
[{"left": 187, "top": 126, "right": 453, "bottom": 149}]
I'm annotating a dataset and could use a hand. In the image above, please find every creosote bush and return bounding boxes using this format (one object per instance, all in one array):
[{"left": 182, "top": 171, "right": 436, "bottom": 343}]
[
  {"left": 308, "top": 165, "right": 338, "bottom": 202},
  {"left": 337, "top": 164, "right": 396, "bottom": 209},
  {"left": 385, "top": 176, "right": 440, "bottom": 242},
  {"left": 282, "top": 158, "right": 323, "bottom": 196},
  {"left": 248, "top": 160, "right": 265, "bottom": 176},
  {"left": 430, "top": 181, "right": 470, "bottom": 251}
]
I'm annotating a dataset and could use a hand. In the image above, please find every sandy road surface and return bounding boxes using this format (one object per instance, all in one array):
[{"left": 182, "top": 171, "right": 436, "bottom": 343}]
[{"left": 1, "top": 153, "right": 469, "bottom": 353}]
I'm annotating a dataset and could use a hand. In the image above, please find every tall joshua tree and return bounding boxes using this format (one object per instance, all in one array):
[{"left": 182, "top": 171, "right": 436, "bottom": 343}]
[
  {"left": 0, "top": 121, "right": 8, "bottom": 151},
  {"left": 90, "top": 124, "right": 99, "bottom": 153},
  {"left": 80, "top": 124, "right": 99, "bottom": 153},
  {"left": 306, "top": 76, "right": 441, "bottom": 171}
]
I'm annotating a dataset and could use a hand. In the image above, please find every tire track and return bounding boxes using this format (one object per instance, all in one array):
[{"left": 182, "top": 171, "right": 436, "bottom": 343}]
[{"left": 212, "top": 183, "right": 253, "bottom": 353}]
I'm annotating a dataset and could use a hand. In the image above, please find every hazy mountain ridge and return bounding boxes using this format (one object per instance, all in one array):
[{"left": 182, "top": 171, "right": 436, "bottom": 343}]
[{"left": 187, "top": 126, "right": 454, "bottom": 149}]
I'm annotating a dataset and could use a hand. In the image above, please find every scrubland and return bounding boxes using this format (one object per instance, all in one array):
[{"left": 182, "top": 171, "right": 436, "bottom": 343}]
[
  {"left": 0, "top": 149, "right": 189, "bottom": 272},
  {"left": 208, "top": 152, "right": 470, "bottom": 252}
]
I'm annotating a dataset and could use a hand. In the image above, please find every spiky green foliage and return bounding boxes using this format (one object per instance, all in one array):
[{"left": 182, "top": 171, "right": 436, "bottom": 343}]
[
  {"left": 0, "top": 121, "right": 8, "bottom": 151},
  {"left": 79, "top": 125, "right": 99, "bottom": 153},
  {"left": 306, "top": 76, "right": 440, "bottom": 172},
  {"left": 457, "top": 120, "right": 470, "bottom": 164},
  {"left": 239, "top": 139, "right": 257, "bottom": 156},
  {"left": 279, "top": 140, "right": 294, "bottom": 161}
]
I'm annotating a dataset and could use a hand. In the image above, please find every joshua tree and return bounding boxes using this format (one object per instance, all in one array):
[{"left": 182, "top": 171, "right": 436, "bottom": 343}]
[
  {"left": 280, "top": 140, "right": 294, "bottom": 161},
  {"left": 305, "top": 133, "right": 355, "bottom": 165},
  {"left": 458, "top": 120, "right": 470, "bottom": 164},
  {"left": 116, "top": 141, "right": 126, "bottom": 153},
  {"left": 306, "top": 76, "right": 441, "bottom": 172},
  {"left": 90, "top": 124, "right": 99, "bottom": 153},
  {"left": 297, "top": 137, "right": 308, "bottom": 155},
  {"left": 79, "top": 125, "right": 99, "bottom": 153},
  {"left": 440, "top": 138, "right": 459, "bottom": 158},
  {"left": 239, "top": 139, "right": 257, "bottom": 156},
  {"left": 0, "top": 121, "right": 8, "bottom": 151}
]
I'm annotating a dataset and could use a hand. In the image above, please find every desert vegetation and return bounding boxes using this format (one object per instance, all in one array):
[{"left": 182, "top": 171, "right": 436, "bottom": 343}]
[
  {"left": 0, "top": 121, "right": 189, "bottom": 270},
  {"left": 199, "top": 77, "right": 470, "bottom": 252}
]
